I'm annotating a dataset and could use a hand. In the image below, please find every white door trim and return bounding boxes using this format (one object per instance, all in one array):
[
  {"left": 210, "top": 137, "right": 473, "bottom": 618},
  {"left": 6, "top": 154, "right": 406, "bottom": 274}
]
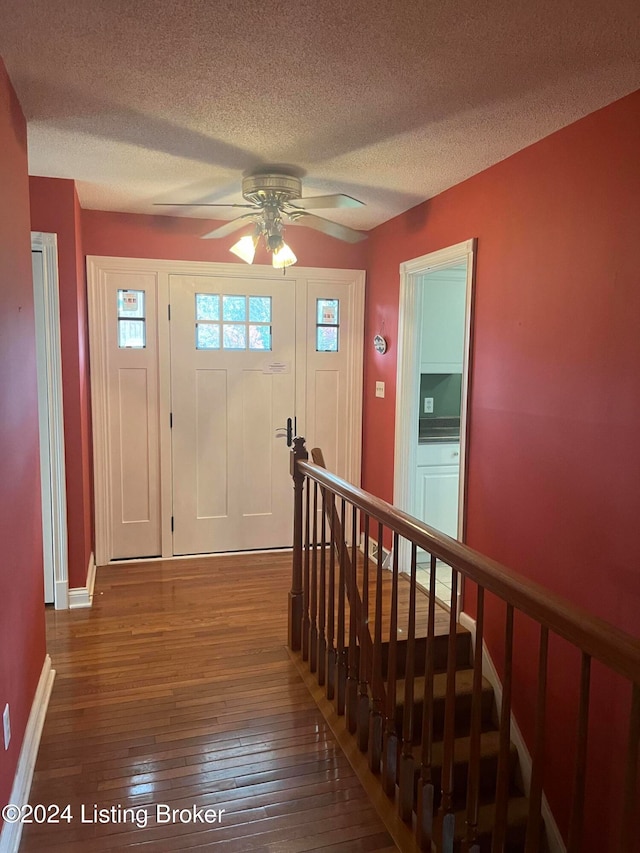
[
  {"left": 31, "top": 232, "right": 69, "bottom": 610},
  {"left": 394, "top": 239, "right": 476, "bottom": 610},
  {"left": 87, "top": 256, "right": 365, "bottom": 566}
]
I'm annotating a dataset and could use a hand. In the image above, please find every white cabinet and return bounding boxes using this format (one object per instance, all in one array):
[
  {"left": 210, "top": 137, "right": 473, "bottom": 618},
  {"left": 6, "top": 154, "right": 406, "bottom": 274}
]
[
  {"left": 415, "top": 442, "right": 460, "bottom": 539},
  {"left": 420, "top": 274, "right": 467, "bottom": 373}
]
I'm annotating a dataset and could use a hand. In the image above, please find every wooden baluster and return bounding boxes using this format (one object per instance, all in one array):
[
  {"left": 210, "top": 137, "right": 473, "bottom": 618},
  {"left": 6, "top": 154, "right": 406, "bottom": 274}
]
[
  {"left": 357, "top": 514, "right": 371, "bottom": 751},
  {"left": 417, "top": 553, "right": 437, "bottom": 849},
  {"left": 491, "top": 603, "right": 514, "bottom": 853},
  {"left": 309, "top": 481, "right": 319, "bottom": 673},
  {"left": 620, "top": 682, "right": 640, "bottom": 853},
  {"left": 441, "top": 568, "right": 460, "bottom": 852},
  {"left": 524, "top": 625, "right": 549, "bottom": 853},
  {"left": 382, "top": 532, "right": 400, "bottom": 797},
  {"left": 288, "top": 437, "right": 307, "bottom": 651},
  {"left": 369, "top": 521, "right": 385, "bottom": 774},
  {"left": 465, "top": 585, "right": 485, "bottom": 853},
  {"left": 369, "top": 522, "right": 386, "bottom": 773},
  {"left": 346, "top": 505, "right": 360, "bottom": 734},
  {"left": 336, "top": 498, "right": 347, "bottom": 715},
  {"left": 399, "top": 543, "right": 418, "bottom": 821},
  {"left": 326, "top": 491, "right": 337, "bottom": 700},
  {"left": 317, "top": 486, "right": 327, "bottom": 686},
  {"left": 567, "top": 652, "right": 591, "bottom": 853},
  {"left": 302, "top": 471, "right": 311, "bottom": 661}
]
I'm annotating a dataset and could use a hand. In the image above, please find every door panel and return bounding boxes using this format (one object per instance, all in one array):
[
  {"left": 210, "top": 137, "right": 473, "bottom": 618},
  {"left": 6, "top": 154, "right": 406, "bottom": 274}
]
[
  {"left": 170, "top": 275, "right": 295, "bottom": 554},
  {"left": 194, "top": 369, "right": 227, "bottom": 518},
  {"left": 417, "top": 464, "right": 459, "bottom": 538},
  {"left": 312, "top": 369, "right": 340, "bottom": 473},
  {"left": 118, "top": 368, "right": 152, "bottom": 521},
  {"left": 304, "top": 280, "right": 352, "bottom": 478},
  {"left": 103, "top": 270, "right": 161, "bottom": 559}
]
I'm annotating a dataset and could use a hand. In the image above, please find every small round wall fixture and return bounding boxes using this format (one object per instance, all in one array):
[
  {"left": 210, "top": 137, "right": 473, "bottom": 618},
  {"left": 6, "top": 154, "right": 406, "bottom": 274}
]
[{"left": 373, "top": 334, "right": 387, "bottom": 354}]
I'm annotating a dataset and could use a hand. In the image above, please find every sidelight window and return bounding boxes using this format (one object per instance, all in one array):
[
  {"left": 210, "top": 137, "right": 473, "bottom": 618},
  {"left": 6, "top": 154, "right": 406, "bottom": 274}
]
[
  {"left": 117, "top": 290, "right": 146, "bottom": 348},
  {"left": 316, "top": 298, "right": 339, "bottom": 352}
]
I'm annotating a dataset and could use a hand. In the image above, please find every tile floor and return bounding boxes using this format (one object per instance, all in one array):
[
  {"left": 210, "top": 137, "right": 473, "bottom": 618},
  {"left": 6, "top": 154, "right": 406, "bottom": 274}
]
[{"left": 416, "top": 560, "right": 455, "bottom": 607}]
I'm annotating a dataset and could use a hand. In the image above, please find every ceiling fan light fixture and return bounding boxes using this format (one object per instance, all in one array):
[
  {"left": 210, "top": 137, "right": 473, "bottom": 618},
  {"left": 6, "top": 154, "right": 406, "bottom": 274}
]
[
  {"left": 266, "top": 231, "right": 284, "bottom": 253},
  {"left": 272, "top": 241, "right": 297, "bottom": 269},
  {"left": 229, "top": 233, "right": 258, "bottom": 264}
]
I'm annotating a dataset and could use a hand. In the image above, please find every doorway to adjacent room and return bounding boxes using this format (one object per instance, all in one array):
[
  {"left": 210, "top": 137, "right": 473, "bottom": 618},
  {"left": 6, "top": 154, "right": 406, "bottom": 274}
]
[{"left": 394, "top": 239, "right": 475, "bottom": 610}]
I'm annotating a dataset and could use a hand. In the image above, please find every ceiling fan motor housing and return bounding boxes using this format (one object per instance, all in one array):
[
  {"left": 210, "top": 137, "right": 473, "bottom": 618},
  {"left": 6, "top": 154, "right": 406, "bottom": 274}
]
[{"left": 242, "top": 174, "right": 302, "bottom": 206}]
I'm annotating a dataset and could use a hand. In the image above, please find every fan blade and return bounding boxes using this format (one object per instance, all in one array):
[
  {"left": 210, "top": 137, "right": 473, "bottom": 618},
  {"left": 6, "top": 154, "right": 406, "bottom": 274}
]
[
  {"left": 201, "top": 213, "right": 257, "bottom": 239},
  {"left": 154, "top": 202, "right": 256, "bottom": 208},
  {"left": 287, "top": 193, "right": 364, "bottom": 210},
  {"left": 288, "top": 211, "right": 367, "bottom": 243}
]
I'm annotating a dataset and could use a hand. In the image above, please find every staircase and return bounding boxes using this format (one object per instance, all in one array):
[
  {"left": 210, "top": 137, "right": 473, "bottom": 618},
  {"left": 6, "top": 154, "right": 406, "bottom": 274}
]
[
  {"left": 379, "top": 626, "right": 543, "bottom": 852},
  {"left": 300, "top": 557, "right": 544, "bottom": 852},
  {"left": 287, "top": 438, "right": 640, "bottom": 853}
]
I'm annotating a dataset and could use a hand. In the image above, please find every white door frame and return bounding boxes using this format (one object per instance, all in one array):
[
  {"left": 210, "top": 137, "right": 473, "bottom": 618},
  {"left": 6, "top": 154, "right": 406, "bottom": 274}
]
[
  {"left": 394, "top": 239, "right": 476, "bottom": 608},
  {"left": 31, "top": 232, "right": 69, "bottom": 609},
  {"left": 88, "top": 257, "right": 365, "bottom": 566}
]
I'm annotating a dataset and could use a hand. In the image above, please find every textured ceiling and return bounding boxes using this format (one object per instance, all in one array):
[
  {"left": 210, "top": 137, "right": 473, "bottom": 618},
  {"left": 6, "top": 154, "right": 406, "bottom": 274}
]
[{"left": 1, "top": 0, "right": 639, "bottom": 231}]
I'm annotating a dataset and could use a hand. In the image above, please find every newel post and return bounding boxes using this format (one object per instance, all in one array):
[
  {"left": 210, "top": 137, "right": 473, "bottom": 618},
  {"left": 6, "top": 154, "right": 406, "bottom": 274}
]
[{"left": 288, "top": 436, "right": 308, "bottom": 651}]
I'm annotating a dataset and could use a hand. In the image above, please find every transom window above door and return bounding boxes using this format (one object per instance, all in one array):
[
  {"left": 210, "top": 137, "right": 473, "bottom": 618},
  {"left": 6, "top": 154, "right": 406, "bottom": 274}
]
[{"left": 195, "top": 293, "right": 272, "bottom": 351}]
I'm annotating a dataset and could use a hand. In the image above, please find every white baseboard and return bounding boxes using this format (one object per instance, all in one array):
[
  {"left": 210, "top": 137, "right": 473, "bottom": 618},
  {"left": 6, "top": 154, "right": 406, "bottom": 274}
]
[
  {"left": 459, "top": 612, "right": 566, "bottom": 853},
  {"left": 0, "top": 655, "right": 55, "bottom": 853},
  {"left": 68, "top": 551, "right": 96, "bottom": 609},
  {"left": 54, "top": 578, "right": 69, "bottom": 610},
  {"left": 108, "top": 546, "right": 293, "bottom": 566}
]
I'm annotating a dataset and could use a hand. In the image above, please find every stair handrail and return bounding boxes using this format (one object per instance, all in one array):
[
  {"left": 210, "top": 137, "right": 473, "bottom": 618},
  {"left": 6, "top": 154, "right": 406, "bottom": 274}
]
[
  {"left": 293, "top": 453, "right": 640, "bottom": 685},
  {"left": 288, "top": 437, "right": 640, "bottom": 852}
]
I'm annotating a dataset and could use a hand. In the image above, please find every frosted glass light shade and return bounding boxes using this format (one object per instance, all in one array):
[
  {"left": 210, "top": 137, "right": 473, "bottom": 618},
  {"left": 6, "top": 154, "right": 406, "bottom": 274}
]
[
  {"left": 272, "top": 242, "right": 297, "bottom": 269},
  {"left": 230, "top": 234, "right": 258, "bottom": 264}
]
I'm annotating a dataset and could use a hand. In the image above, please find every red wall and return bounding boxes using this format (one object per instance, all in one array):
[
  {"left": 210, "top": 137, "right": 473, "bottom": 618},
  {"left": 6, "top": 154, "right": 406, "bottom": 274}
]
[
  {"left": 82, "top": 209, "right": 368, "bottom": 269},
  {"left": 29, "top": 177, "right": 93, "bottom": 588},
  {"left": 364, "top": 90, "right": 640, "bottom": 850},
  {"left": 0, "top": 59, "right": 46, "bottom": 820}
]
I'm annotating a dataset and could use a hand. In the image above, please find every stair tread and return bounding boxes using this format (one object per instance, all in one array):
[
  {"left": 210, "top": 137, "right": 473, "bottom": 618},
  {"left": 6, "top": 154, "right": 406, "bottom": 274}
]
[
  {"left": 395, "top": 668, "right": 493, "bottom": 702},
  {"left": 411, "top": 728, "right": 517, "bottom": 769},
  {"left": 388, "top": 623, "right": 472, "bottom": 639}
]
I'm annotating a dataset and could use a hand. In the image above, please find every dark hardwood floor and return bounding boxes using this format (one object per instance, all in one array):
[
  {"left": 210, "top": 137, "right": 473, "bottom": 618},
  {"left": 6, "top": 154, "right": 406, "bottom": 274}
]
[{"left": 20, "top": 552, "right": 400, "bottom": 852}]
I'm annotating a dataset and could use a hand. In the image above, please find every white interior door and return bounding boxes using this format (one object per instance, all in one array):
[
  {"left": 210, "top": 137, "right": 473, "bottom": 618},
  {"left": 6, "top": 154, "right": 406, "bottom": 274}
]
[
  {"left": 170, "top": 274, "right": 296, "bottom": 554},
  {"left": 32, "top": 233, "right": 69, "bottom": 608},
  {"left": 32, "top": 250, "right": 54, "bottom": 603}
]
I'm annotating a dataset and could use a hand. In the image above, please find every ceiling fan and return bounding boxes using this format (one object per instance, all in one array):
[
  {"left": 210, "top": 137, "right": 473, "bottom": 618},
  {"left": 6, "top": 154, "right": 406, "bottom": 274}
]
[{"left": 156, "top": 173, "right": 367, "bottom": 269}]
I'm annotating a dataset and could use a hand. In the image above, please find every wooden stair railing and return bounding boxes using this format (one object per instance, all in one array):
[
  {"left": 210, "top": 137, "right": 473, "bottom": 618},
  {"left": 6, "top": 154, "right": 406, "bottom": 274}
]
[
  {"left": 288, "top": 437, "right": 640, "bottom": 853},
  {"left": 309, "top": 447, "right": 387, "bottom": 735}
]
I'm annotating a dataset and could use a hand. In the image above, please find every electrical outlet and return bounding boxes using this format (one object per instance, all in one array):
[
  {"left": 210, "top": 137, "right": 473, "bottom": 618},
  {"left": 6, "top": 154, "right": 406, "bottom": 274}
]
[
  {"left": 375, "top": 381, "right": 385, "bottom": 398},
  {"left": 424, "top": 397, "right": 434, "bottom": 413},
  {"left": 3, "top": 704, "right": 10, "bottom": 749}
]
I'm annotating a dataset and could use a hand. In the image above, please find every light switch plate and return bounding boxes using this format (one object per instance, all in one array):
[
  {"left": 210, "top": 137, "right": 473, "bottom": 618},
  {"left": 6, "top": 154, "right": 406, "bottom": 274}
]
[{"left": 375, "top": 381, "right": 385, "bottom": 398}]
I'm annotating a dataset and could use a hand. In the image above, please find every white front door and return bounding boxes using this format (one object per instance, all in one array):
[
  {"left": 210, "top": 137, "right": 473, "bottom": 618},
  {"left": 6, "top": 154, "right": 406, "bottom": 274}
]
[
  {"left": 88, "top": 258, "right": 365, "bottom": 566},
  {"left": 169, "top": 275, "right": 296, "bottom": 554}
]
